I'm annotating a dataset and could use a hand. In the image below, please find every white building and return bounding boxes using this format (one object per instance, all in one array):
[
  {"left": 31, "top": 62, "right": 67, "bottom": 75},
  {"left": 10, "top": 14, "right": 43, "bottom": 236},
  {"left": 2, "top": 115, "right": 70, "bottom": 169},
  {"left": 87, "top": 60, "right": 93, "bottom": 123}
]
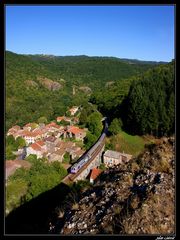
[{"left": 103, "top": 150, "right": 132, "bottom": 168}]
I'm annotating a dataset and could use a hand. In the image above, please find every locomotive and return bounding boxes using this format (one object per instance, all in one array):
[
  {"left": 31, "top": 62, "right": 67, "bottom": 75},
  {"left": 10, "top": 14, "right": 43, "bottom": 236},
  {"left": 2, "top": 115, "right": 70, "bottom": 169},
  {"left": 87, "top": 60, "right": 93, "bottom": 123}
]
[{"left": 70, "top": 119, "right": 108, "bottom": 174}]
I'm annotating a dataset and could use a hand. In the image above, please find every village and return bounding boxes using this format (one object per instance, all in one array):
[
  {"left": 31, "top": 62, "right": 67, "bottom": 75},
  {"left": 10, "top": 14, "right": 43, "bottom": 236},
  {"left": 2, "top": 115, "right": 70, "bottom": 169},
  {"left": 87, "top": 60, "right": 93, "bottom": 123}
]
[{"left": 6, "top": 106, "right": 132, "bottom": 183}]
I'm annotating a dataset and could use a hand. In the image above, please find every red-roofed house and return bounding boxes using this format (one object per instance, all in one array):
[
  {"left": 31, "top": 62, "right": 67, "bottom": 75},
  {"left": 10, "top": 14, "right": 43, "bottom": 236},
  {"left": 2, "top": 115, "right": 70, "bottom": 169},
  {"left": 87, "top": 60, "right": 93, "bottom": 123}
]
[
  {"left": 22, "top": 132, "right": 36, "bottom": 145},
  {"left": 89, "top": 168, "right": 102, "bottom": 184},
  {"left": 11, "top": 125, "right": 21, "bottom": 131},
  {"left": 45, "top": 122, "right": 64, "bottom": 136},
  {"left": 66, "top": 126, "right": 86, "bottom": 141},
  {"left": 26, "top": 140, "right": 47, "bottom": 158},
  {"left": 7, "top": 125, "right": 21, "bottom": 136}
]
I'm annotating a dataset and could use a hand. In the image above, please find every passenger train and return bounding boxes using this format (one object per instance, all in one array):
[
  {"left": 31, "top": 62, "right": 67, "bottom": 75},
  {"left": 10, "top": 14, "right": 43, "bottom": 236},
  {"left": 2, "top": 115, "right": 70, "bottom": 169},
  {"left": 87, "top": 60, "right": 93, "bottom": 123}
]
[{"left": 70, "top": 119, "right": 108, "bottom": 174}]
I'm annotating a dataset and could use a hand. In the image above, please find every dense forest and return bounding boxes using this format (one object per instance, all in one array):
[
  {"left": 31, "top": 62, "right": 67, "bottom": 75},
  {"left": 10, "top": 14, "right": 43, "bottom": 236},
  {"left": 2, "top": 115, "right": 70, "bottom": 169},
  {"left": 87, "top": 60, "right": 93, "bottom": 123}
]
[
  {"left": 6, "top": 51, "right": 160, "bottom": 131},
  {"left": 121, "top": 61, "right": 175, "bottom": 136},
  {"left": 91, "top": 61, "right": 175, "bottom": 137}
]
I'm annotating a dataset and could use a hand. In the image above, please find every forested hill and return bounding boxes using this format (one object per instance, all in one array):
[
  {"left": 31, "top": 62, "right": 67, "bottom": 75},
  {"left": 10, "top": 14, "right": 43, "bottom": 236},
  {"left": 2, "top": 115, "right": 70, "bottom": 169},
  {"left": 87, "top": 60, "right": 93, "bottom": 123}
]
[
  {"left": 5, "top": 51, "right": 165, "bottom": 130},
  {"left": 90, "top": 60, "right": 175, "bottom": 137},
  {"left": 6, "top": 51, "right": 165, "bottom": 90}
]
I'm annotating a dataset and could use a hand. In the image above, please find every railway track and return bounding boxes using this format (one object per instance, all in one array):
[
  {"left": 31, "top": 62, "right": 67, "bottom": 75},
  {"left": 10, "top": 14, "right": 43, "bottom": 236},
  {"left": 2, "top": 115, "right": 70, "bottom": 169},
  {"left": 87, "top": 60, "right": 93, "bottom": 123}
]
[
  {"left": 62, "top": 118, "right": 108, "bottom": 184},
  {"left": 62, "top": 138, "right": 105, "bottom": 184}
]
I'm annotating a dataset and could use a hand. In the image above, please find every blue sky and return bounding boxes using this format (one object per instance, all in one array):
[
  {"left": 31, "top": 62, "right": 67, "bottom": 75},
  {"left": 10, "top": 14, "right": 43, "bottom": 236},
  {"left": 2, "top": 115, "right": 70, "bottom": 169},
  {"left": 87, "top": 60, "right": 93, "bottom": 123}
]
[{"left": 6, "top": 5, "right": 175, "bottom": 61}]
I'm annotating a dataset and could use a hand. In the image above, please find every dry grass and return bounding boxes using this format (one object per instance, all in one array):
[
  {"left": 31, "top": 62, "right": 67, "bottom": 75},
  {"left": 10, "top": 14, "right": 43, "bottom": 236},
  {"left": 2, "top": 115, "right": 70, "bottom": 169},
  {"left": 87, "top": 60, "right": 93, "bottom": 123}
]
[
  {"left": 130, "top": 195, "right": 140, "bottom": 210},
  {"left": 130, "top": 162, "right": 140, "bottom": 172},
  {"left": 113, "top": 205, "right": 122, "bottom": 215},
  {"left": 151, "top": 158, "right": 171, "bottom": 173},
  {"left": 72, "top": 202, "right": 79, "bottom": 210}
]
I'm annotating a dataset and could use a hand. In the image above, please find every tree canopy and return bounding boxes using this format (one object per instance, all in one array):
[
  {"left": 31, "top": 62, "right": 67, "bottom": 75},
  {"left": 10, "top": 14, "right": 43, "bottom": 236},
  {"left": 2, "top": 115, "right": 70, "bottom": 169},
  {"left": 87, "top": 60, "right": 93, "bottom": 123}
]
[{"left": 120, "top": 61, "right": 175, "bottom": 136}]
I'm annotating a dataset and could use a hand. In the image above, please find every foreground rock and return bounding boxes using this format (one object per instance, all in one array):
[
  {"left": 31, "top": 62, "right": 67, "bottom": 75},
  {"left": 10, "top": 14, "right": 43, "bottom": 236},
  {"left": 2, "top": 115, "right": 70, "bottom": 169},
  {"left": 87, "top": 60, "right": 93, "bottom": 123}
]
[{"left": 50, "top": 137, "right": 175, "bottom": 235}]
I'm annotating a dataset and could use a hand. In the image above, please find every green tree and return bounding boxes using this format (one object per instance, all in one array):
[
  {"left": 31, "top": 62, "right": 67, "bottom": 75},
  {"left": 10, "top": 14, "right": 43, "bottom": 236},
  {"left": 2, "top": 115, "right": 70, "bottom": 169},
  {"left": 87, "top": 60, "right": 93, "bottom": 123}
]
[
  {"left": 121, "top": 61, "right": 175, "bottom": 136},
  {"left": 63, "top": 152, "right": 71, "bottom": 163},
  {"left": 84, "top": 131, "right": 97, "bottom": 150},
  {"left": 99, "top": 163, "right": 106, "bottom": 170},
  {"left": 6, "top": 135, "right": 16, "bottom": 146},
  {"left": 6, "top": 135, "right": 18, "bottom": 160},
  {"left": 109, "top": 118, "right": 123, "bottom": 135},
  {"left": 37, "top": 116, "right": 48, "bottom": 124},
  {"left": 87, "top": 111, "right": 103, "bottom": 137},
  {"left": 79, "top": 108, "right": 88, "bottom": 126},
  {"left": 6, "top": 146, "right": 16, "bottom": 160},
  {"left": 15, "top": 137, "right": 26, "bottom": 148}
]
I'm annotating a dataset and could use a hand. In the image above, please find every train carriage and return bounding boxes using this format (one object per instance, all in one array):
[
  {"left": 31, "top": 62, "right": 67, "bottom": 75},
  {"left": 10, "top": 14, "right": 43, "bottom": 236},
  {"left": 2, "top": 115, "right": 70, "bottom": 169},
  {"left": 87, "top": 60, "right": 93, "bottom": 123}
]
[{"left": 70, "top": 119, "right": 108, "bottom": 174}]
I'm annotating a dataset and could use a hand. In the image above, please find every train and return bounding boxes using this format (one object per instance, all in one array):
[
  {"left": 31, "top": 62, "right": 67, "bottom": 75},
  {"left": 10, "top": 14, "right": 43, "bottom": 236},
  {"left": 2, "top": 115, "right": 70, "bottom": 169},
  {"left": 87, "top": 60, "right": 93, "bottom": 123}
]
[{"left": 70, "top": 118, "right": 108, "bottom": 174}]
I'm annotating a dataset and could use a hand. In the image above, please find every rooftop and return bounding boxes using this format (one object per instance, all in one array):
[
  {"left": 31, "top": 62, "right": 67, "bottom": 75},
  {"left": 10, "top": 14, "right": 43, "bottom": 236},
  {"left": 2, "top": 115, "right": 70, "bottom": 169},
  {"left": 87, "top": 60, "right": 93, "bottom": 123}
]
[
  {"left": 56, "top": 141, "right": 75, "bottom": 149},
  {"left": 104, "top": 150, "right": 132, "bottom": 159},
  {"left": 90, "top": 168, "right": 102, "bottom": 181},
  {"left": 30, "top": 142, "right": 42, "bottom": 151},
  {"left": 67, "top": 126, "right": 85, "bottom": 134}
]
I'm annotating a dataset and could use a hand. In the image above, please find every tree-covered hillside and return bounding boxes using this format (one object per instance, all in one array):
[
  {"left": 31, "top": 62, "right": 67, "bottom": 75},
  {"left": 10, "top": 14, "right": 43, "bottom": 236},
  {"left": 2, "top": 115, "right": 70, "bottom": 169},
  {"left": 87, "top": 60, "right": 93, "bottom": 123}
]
[
  {"left": 120, "top": 61, "right": 175, "bottom": 136},
  {"left": 91, "top": 60, "right": 175, "bottom": 137},
  {"left": 5, "top": 51, "right": 161, "bottom": 131}
]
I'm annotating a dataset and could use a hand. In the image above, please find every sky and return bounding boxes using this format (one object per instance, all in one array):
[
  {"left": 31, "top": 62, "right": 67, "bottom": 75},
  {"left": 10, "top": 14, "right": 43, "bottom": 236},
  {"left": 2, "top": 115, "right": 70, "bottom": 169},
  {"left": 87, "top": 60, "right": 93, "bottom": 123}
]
[{"left": 6, "top": 5, "right": 175, "bottom": 62}]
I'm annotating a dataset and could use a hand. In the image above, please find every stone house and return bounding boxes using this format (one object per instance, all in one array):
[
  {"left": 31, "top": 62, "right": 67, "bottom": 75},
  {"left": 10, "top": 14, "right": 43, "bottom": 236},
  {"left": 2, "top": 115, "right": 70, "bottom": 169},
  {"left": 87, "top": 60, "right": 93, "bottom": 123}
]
[
  {"left": 103, "top": 150, "right": 132, "bottom": 168},
  {"left": 55, "top": 141, "right": 75, "bottom": 150},
  {"left": 44, "top": 136, "right": 61, "bottom": 153},
  {"left": 48, "top": 149, "right": 65, "bottom": 163},
  {"left": 66, "top": 146, "right": 85, "bottom": 160}
]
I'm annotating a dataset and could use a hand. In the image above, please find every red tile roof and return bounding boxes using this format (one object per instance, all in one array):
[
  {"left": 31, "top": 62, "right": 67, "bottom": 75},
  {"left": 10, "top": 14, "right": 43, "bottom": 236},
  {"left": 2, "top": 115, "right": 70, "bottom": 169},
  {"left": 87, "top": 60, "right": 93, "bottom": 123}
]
[
  {"left": 11, "top": 125, "right": 21, "bottom": 130},
  {"left": 20, "top": 130, "right": 32, "bottom": 136},
  {"left": 36, "top": 140, "right": 45, "bottom": 146},
  {"left": 46, "top": 122, "right": 56, "bottom": 127},
  {"left": 67, "top": 126, "right": 85, "bottom": 134},
  {"left": 57, "top": 116, "right": 71, "bottom": 122},
  {"left": 32, "top": 129, "right": 43, "bottom": 136},
  {"left": 90, "top": 168, "right": 102, "bottom": 181},
  {"left": 30, "top": 143, "right": 42, "bottom": 151}
]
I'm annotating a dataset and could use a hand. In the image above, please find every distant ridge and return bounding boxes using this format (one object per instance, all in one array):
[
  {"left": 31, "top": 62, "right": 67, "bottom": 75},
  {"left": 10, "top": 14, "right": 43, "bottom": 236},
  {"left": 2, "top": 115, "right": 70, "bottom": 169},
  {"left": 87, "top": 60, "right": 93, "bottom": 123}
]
[{"left": 6, "top": 51, "right": 168, "bottom": 65}]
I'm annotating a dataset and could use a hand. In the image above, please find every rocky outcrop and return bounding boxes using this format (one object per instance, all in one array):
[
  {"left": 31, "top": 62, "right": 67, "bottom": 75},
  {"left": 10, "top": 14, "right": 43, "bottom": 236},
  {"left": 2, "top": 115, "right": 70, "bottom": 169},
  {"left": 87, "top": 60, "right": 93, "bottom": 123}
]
[
  {"left": 26, "top": 80, "right": 39, "bottom": 89},
  {"left": 79, "top": 86, "right": 92, "bottom": 94},
  {"left": 37, "top": 77, "right": 62, "bottom": 91},
  {"left": 50, "top": 137, "right": 175, "bottom": 235}
]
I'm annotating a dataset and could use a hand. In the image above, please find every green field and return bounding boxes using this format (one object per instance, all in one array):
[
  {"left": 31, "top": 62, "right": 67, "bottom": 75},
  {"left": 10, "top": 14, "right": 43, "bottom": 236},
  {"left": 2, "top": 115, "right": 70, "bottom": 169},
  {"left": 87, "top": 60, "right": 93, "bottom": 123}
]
[{"left": 106, "top": 131, "right": 153, "bottom": 157}]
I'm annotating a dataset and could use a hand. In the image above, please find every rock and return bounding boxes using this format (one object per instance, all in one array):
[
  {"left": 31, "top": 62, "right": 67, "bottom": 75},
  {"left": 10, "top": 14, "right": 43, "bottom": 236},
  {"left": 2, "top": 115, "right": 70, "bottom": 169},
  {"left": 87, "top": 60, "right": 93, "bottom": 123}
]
[
  {"left": 79, "top": 86, "right": 92, "bottom": 94},
  {"left": 37, "top": 76, "right": 62, "bottom": 91}
]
